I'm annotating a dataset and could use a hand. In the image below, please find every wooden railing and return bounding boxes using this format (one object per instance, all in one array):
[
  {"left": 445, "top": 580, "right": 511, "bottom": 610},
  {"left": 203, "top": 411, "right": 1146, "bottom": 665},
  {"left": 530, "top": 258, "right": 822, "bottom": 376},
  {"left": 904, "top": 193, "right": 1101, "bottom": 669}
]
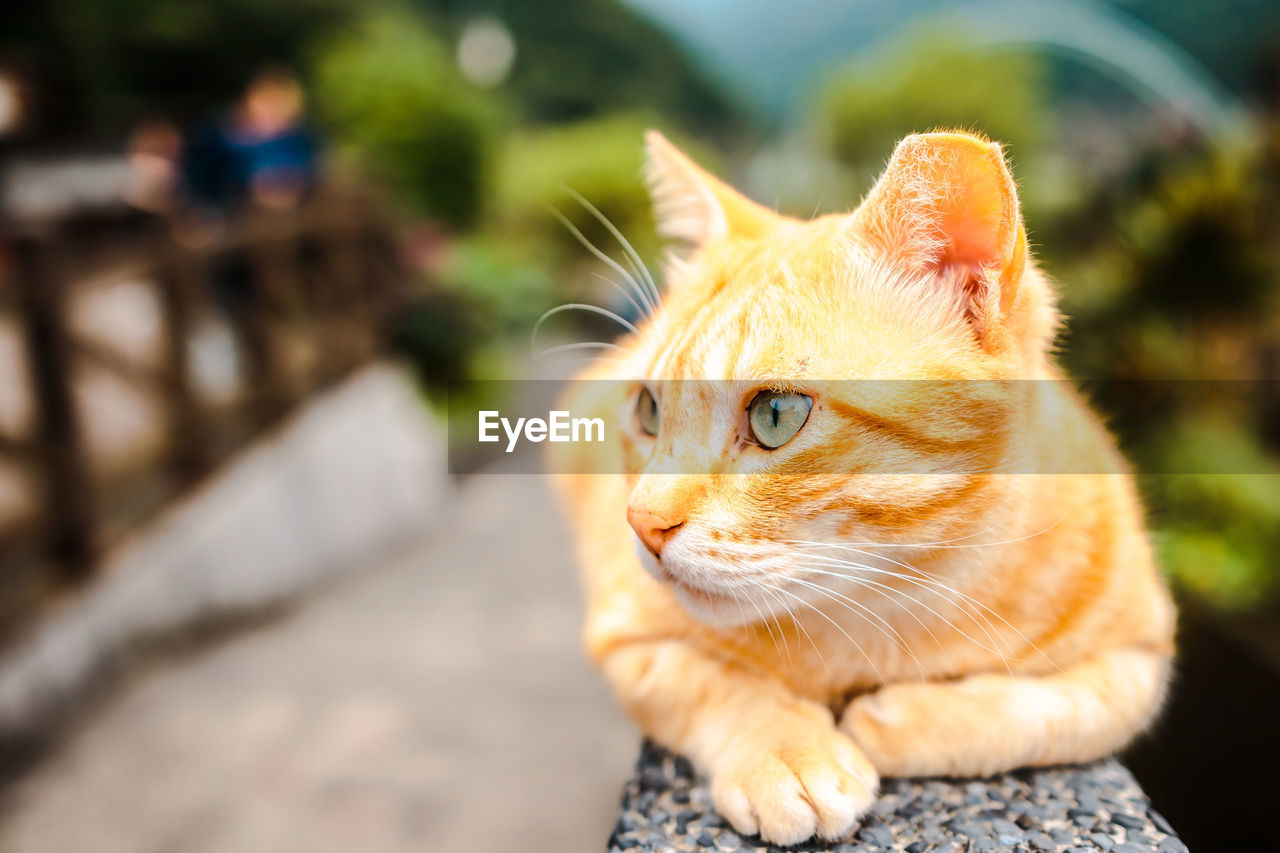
[{"left": 0, "top": 189, "right": 406, "bottom": 637}]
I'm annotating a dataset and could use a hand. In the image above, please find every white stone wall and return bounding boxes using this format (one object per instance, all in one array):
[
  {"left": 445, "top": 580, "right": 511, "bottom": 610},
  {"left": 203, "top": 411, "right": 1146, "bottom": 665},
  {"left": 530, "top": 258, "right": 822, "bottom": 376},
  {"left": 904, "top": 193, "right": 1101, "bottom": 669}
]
[{"left": 0, "top": 362, "right": 448, "bottom": 733}]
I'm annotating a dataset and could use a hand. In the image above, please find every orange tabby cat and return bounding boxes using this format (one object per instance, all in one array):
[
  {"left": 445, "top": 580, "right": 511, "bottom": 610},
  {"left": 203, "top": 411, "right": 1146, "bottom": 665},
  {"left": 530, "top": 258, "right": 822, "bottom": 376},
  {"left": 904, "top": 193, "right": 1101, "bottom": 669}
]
[{"left": 554, "top": 130, "right": 1175, "bottom": 845}]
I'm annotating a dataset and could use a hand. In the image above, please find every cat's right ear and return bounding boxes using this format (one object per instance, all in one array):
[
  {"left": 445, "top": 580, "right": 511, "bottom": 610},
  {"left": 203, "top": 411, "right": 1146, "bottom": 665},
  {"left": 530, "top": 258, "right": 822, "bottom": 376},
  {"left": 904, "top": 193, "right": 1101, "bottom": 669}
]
[
  {"left": 644, "top": 130, "right": 779, "bottom": 246},
  {"left": 851, "top": 131, "right": 1030, "bottom": 349}
]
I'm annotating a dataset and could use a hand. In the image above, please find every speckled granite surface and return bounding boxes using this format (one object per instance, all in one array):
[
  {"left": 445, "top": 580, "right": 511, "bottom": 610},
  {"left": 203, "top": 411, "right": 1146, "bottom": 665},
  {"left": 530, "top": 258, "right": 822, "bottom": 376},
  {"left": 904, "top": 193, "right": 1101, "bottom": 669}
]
[{"left": 609, "top": 741, "right": 1187, "bottom": 853}]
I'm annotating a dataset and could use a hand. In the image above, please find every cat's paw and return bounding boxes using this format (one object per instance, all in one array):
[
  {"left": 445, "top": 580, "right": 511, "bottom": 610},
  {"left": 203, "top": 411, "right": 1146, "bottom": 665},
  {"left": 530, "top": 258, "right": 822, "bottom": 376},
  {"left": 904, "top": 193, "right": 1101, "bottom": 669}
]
[
  {"left": 843, "top": 679, "right": 1041, "bottom": 778},
  {"left": 710, "top": 722, "right": 878, "bottom": 845},
  {"left": 841, "top": 686, "right": 924, "bottom": 775},
  {"left": 842, "top": 683, "right": 978, "bottom": 777}
]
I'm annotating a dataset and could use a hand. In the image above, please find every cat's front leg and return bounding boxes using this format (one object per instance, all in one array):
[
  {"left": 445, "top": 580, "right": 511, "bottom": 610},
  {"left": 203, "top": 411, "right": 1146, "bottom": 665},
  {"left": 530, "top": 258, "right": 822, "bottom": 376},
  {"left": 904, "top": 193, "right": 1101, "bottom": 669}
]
[
  {"left": 839, "top": 647, "right": 1170, "bottom": 777},
  {"left": 599, "top": 639, "right": 878, "bottom": 845}
]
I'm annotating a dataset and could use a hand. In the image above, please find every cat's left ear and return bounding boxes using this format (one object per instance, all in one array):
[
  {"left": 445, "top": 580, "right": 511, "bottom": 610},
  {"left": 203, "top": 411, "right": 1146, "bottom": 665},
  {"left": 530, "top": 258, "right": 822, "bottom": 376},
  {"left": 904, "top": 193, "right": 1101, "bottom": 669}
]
[
  {"left": 853, "top": 132, "right": 1029, "bottom": 343},
  {"left": 644, "top": 130, "right": 781, "bottom": 246}
]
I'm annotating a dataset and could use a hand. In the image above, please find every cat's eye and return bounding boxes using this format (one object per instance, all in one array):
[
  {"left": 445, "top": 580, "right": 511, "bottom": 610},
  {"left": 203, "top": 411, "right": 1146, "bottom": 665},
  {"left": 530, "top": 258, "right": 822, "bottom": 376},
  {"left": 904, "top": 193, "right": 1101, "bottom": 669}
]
[
  {"left": 636, "top": 387, "right": 659, "bottom": 436},
  {"left": 748, "top": 391, "right": 812, "bottom": 449}
]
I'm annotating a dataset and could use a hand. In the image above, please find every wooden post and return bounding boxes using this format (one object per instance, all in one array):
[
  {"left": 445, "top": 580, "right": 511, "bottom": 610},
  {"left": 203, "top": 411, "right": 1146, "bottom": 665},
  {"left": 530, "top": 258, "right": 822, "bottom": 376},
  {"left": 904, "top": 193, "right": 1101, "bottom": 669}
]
[
  {"left": 239, "top": 212, "right": 311, "bottom": 420},
  {"left": 302, "top": 215, "right": 364, "bottom": 384},
  {"left": 11, "top": 230, "right": 97, "bottom": 581},
  {"left": 156, "top": 236, "right": 213, "bottom": 485},
  {"left": 208, "top": 243, "right": 283, "bottom": 428}
]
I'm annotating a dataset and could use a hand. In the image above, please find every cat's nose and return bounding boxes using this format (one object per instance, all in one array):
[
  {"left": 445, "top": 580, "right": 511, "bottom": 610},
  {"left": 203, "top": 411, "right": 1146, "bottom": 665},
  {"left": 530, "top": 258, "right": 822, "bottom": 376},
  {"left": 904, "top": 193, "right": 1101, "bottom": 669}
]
[{"left": 627, "top": 506, "right": 684, "bottom": 558}]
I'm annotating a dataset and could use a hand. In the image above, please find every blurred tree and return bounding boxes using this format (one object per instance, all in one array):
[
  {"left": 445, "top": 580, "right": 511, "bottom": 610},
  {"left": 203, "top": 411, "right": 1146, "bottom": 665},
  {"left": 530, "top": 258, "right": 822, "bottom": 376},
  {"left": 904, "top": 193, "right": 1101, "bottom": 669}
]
[
  {"left": 415, "top": 0, "right": 742, "bottom": 134},
  {"left": 440, "top": 115, "right": 682, "bottom": 346},
  {"left": 1146, "top": 444, "right": 1280, "bottom": 609},
  {"left": 308, "top": 11, "right": 497, "bottom": 229},
  {"left": 817, "top": 32, "right": 1048, "bottom": 194},
  {"left": 4, "top": 0, "right": 354, "bottom": 137},
  {"left": 440, "top": 235, "right": 559, "bottom": 342},
  {"left": 1059, "top": 142, "right": 1277, "bottom": 377},
  {"left": 5, "top": 0, "right": 743, "bottom": 142},
  {"left": 1054, "top": 138, "right": 1280, "bottom": 609},
  {"left": 492, "top": 114, "right": 658, "bottom": 259},
  {"left": 385, "top": 284, "right": 485, "bottom": 390}
]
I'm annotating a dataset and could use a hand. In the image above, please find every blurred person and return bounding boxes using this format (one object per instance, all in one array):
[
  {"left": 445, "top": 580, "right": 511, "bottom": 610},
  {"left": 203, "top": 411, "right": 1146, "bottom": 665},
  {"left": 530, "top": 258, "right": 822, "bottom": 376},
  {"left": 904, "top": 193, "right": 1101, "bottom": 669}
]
[
  {"left": 172, "top": 67, "right": 322, "bottom": 387},
  {"left": 122, "top": 118, "right": 182, "bottom": 213},
  {"left": 180, "top": 66, "right": 319, "bottom": 217}
]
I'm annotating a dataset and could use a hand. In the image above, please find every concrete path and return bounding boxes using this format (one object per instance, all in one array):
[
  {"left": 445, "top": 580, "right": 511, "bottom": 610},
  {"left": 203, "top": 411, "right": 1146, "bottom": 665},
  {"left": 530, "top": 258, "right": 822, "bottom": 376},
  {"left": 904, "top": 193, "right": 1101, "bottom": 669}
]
[{"left": 0, "top": 471, "right": 638, "bottom": 853}]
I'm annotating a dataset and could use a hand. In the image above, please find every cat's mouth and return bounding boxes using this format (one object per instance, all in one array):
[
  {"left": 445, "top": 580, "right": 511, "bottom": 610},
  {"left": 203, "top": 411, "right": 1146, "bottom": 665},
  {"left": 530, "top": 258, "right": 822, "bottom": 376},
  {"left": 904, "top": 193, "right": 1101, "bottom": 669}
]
[
  {"left": 658, "top": 565, "right": 727, "bottom": 607},
  {"left": 648, "top": 557, "right": 748, "bottom": 619},
  {"left": 634, "top": 538, "right": 754, "bottom": 623}
]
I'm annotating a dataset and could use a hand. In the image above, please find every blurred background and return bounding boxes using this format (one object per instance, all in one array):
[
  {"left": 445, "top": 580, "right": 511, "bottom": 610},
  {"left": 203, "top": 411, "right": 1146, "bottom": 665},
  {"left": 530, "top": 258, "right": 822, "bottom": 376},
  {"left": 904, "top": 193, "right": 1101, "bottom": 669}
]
[{"left": 0, "top": 1, "right": 1278, "bottom": 851}]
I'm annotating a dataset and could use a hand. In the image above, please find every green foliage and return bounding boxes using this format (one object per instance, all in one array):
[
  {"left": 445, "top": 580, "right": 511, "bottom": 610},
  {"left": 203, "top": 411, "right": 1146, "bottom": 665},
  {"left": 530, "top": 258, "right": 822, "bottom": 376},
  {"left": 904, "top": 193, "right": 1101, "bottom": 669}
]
[
  {"left": 309, "top": 11, "right": 497, "bottom": 229},
  {"left": 491, "top": 114, "right": 661, "bottom": 263},
  {"left": 1121, "top": 147, "right": 1274, "bottom": 320},
  {"left": 440, "top": 235, "right": 558, "bottom": 341},
  {"left": 818, "top": 32, "right": 1048, "bottom": 193},
  {"left": 435, "top": 116, "right": 686, "bottom": 377},
  {"left": 385, "top": 285, "right": 483, "bottom": 390},
  {"left": 1050, "top": 138, "right": 1280, "bottom": 612},
  {"left": 1057, "top": 141, "right": 1278, "bottom": 379},
  {"left": 1146, "top": 421, "right": 1280, "bottom": 607}
]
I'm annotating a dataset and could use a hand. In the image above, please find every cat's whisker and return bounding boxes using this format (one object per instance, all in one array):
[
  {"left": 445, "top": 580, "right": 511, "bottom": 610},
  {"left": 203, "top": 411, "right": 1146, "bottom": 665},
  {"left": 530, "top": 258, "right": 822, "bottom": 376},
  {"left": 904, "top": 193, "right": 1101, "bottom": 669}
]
[
  {"left": 534, "top": 340, "right": 629, "bottom": 361},
  {"left": 788, "top": 531, "right": 1055, "bottom": 657},
  {"left": 755, "top": 584, "right": 796, "bottom": 667},
  {"left": 749, "top": 576, "right": 832, "bottom": 678},
  {"left": 731, "top": 589, "right": 765, "bottom": 656},
  {"left": 799, "top": 544, "right": 1060, "bottom": 671},
  {"left": 531, "top": 304, "right": 640, "bottom": 358},
  {"left": 746, "top": 591, "right": 784, "bottom": 660},
  {"left": 785, "top": 575, "right": 913, "bottom": 659},
  {"left": 764, "top": 582, "right": 886, "bottom": 686},
  {"left": 589, "top": 272, "right": 647, "bottom": 320},
  {"left": 850, "top": 577, "right": 962, "bottom": 675},
  {"left": 565, "top": 187, "right": 662, "bottom": 313},
  {"left": 799, "top": 551, "right": 1065, "bottom": 679},
  {"left": 550, "top": 206, "right": 656, "bottom": 315},
  {"left": 792, "top": 563, "right": 1002, "bottom": 672},
  {"left": 797, "top": 553, "right": 1018, "bottom": 673},
  {"left": 787, "top": 597, "right": 834, "bottom": 679},
  {"left": 793, "top": 550, "right": 1013, "bottom": 655},
  {"left": 786, "top": 575, "right": 927, "bottom": 683},
  {"left": 800, "top": 567, "right": 959, "bottom": 670}
]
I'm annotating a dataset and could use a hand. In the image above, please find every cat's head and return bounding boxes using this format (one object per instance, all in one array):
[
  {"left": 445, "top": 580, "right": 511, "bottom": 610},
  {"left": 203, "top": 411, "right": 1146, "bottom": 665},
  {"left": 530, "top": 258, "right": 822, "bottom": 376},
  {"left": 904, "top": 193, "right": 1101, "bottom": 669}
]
[{"left": 616, "top": 131, "right": 1059, "bottom": 625}]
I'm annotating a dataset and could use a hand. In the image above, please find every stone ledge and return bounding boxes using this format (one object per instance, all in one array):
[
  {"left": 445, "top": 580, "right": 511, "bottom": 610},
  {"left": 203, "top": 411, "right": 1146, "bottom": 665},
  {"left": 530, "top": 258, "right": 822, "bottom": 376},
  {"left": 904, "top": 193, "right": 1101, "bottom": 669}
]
[{"left": 610, "top": 741, "right": 1187, "bottom": 853}]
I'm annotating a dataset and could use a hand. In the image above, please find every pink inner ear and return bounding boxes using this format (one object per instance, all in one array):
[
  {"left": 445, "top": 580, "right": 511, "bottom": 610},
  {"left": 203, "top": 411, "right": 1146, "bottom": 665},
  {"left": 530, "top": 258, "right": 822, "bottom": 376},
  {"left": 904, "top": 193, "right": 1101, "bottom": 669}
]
[
  {"left": 934, "top": 167, "right": 1008, "bottom": 272},
  {"left": 854, "top": 132, "right": 1026, "bottom": 320}
]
